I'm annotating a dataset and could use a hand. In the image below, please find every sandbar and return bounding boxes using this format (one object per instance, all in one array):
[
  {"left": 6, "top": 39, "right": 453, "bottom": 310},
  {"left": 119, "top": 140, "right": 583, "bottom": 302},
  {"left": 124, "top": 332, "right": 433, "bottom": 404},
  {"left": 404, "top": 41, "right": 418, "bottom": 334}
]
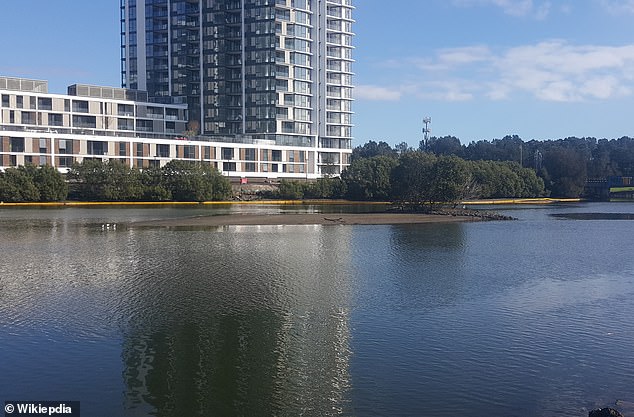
[{"left": 133, "top": 212, "right": 482, "bottom": 228}]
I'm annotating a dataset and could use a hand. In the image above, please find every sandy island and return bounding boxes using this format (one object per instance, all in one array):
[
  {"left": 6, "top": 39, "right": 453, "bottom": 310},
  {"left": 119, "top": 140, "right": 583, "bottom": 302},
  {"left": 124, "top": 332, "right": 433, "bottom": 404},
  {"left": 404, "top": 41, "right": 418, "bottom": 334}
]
[{"left": 132, "top": 212, "right": 485, "bottom": 228}]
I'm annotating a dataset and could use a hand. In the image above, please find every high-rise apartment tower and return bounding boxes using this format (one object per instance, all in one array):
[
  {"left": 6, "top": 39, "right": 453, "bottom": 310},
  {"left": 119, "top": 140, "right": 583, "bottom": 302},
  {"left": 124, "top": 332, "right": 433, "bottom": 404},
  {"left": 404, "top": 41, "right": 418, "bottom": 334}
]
[{"left": 120, "top": 0, "right": 353, "bottom": 173}]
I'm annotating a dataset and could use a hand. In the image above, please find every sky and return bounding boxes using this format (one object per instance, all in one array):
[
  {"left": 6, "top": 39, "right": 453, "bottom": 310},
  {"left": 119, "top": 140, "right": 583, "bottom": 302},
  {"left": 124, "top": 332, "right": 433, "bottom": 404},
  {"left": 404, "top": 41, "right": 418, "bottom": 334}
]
[{"left": 1, "top": 1, "right": 634, "bottom": 147}]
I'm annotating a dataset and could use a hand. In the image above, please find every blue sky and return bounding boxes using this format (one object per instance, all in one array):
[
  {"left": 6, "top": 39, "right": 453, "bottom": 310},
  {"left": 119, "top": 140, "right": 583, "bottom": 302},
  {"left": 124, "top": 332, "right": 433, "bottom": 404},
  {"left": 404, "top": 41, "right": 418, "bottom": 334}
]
[{"left": 1, "top": 1, "right": 634, "bottom": 147}]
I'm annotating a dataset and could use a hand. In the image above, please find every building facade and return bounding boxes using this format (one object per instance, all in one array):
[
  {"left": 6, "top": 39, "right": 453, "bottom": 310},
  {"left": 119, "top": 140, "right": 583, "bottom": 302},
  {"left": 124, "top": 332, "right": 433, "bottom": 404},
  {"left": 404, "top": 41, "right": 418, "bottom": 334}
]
[
  {"left": 121, "top": 0, "right": 354, "bottom": 175},
  {"left": 0, "top": 76, "right": 348, "bottom": 178}
]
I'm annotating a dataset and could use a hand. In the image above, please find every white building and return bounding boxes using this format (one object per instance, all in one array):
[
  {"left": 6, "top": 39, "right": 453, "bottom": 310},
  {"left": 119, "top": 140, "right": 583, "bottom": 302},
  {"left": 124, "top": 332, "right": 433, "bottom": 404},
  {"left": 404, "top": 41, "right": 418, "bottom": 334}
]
[{"left": 0, "top": 76, "right": 349, "bottom": 178}]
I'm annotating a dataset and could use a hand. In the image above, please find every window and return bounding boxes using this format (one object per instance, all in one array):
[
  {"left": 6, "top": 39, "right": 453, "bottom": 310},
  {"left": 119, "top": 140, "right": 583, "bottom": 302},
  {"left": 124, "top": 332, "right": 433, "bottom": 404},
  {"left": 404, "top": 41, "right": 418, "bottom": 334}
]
[
  {"left": 59, "top": 140, "right": 73, "bottom": 154},
  {"left": 48, "top": 113, "right": 63, "bottom": 126},
  {"left": 119, "top": 142, "right": 127, "bottom": 156},
  {"left": 16, "top": 96, "right": 23, "bottom": 108},
  {"left": 244, "top": 162, "right": 256, "bottom": 172},
  {"left": 87, "top": 141, "right": 106, "bottom": 155},
  {"left": 183, "top": 145, "right": 195, "bottom": 159},
  {"left": 21, "top": 112, "right": 35, "bottom": 125},
  {"left": 272, "top": 149, "right": 282, "bottom": 162},
  {"left": 1, "top": 95, "right": 9, "bottom": 107},
  {"left": 157, "top": 144, "right": 170, "bottom": 158},
  {"left": 136, "top": 143, "right": 144, "bottom": 157},
  {"left": 38, "top": 97, "right": 52, "bottom": 110},
  {"left": 244, "top": 148, "right": 256, "bottom": 161},
  {"left": 10, "top": 137, "right": 24, "bottom": 152},
  {"left": 58, "top": 156, "right": 73, "bottom": 167},
  {"left": 73, "top": 115, "right": 97, "bottom": 128},
  {"left": 72, "top": 100, "right": 89, "bottom": 113},
  {"left": 221, "top": 147, "right": 234, "bottom": 160},
  {"left": 223, "top": 162, "right": 236, "bottom": 171}
]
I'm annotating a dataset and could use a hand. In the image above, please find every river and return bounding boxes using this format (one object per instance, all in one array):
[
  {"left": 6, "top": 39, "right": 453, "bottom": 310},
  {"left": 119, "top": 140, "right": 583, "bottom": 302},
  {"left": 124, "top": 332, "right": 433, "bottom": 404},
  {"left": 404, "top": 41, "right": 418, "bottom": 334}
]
[{"left": 1, "top": 202, "right": 633, "bottom": 416}]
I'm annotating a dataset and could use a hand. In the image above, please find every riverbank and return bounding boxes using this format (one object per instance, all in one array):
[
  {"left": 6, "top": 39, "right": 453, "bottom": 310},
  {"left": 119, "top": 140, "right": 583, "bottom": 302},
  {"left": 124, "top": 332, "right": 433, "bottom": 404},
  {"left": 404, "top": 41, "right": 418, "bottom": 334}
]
[{"left": 0, "top": 197, "right": 581, "bottom": 207}]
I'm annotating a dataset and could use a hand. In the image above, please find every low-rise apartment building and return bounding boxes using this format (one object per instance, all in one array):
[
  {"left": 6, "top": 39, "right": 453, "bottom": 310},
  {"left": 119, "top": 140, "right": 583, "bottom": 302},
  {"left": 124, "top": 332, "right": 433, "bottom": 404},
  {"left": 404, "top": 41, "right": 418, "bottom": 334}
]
[{"left": 0, "top": 76, "right": 350, "bottom": 178}]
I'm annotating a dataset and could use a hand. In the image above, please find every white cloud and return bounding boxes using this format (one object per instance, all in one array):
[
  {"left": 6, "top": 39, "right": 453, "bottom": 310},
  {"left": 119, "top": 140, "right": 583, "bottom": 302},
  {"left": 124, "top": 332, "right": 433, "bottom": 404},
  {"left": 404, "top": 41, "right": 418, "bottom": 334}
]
[
  {"left": 372, "top": 40, "right": 634, "bottom": 103},
  {"left": 452, "top": 0, "right": 552, "bottom": 18},
  {"left": 492, "top": 41, "right": 634, "bottom": 101},
  {"left": 600, "top": 0, "right": 634, "bottom": 14},
  {"left": 354, "top": 85, "right": 402, "bottom": 101}
]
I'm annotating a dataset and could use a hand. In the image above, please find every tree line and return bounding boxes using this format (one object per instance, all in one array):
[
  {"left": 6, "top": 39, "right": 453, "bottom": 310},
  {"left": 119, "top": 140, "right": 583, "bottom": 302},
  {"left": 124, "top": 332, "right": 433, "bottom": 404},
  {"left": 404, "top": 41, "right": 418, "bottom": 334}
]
[
  {"left": 274, "top": 151, "right": 545, "bottom": 208},
  {"left": 0, "top": 160, "right": 232, "bottom": 203},
  {"left": 355, "top": 135, "right": 634, "bottom": 198},
  {"left": 4, "top": 133, "right": 631, "bottom": 203}
]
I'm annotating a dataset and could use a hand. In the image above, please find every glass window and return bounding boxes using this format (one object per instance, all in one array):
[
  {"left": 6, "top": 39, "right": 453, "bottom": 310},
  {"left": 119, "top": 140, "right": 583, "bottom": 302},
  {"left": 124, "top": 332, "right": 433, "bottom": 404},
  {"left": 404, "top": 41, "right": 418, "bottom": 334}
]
[{"left": 221, "top": 147, "right": 234, "bottom": 160}]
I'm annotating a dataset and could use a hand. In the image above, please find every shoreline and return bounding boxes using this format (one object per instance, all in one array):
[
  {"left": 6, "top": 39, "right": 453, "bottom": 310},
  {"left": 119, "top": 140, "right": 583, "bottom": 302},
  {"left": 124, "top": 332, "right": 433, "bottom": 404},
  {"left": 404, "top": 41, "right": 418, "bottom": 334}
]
[
  {"left": 132, "top": 212, "right": 492, "bottom": 228},
  {"left": 0, "top": 197, "right": 582, "bottom": 208}
]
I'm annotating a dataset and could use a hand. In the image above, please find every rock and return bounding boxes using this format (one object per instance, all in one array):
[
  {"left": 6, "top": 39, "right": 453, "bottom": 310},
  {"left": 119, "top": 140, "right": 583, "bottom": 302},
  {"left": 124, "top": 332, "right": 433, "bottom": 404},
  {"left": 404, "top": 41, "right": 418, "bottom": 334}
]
[{"left": 589, "top": 408, "right": 624, "bottom": 417}]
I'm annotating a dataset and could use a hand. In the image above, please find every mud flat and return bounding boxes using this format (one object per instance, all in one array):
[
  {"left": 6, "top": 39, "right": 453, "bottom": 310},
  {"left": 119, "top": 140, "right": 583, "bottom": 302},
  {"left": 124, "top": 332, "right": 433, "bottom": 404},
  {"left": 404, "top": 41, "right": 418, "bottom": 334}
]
[{"left": 132, "top": 212, "right": 488, "bottom": 228}]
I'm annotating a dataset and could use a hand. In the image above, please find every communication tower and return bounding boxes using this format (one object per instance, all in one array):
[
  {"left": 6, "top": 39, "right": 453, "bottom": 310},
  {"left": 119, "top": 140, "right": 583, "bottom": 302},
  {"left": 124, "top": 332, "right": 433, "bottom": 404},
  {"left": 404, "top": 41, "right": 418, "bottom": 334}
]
[{"left": 422, "top": 117, "right": 432, "bottom": 150}]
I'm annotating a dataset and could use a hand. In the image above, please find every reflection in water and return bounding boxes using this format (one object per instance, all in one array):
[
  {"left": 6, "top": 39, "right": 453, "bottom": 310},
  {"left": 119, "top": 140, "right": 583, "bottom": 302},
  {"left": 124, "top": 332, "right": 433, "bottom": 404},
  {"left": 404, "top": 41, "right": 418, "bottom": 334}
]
[
  {"left": 3, "top": 204, "right": 634, "bottom": 417},
  {"left": 119, "top": 226, "right": 354, "bottom": 416}
]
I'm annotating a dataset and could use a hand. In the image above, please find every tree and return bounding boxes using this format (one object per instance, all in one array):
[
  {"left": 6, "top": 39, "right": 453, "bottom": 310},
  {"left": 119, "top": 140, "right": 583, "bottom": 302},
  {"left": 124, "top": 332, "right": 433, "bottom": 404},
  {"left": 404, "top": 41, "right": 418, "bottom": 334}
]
[
  {"left": 21, "top": 165, "right": 68, "bottom": 201},
  {"left": 390, "top": 151, "right": 437, "bottom": 209},
  {"left": 428, "top": 155, "right": 471, "bottom": 205},
  {"left": 541, "top": 148, "right": 587, "bottom": 197},
  {"left": 141, "top": 166, "right": 172, "bottom": 201},
  {"left": 421, "top": 136, "right": 463, "bottom": 156},
  {"left": 0, "top": 167, "right": 40, "bottom": 202},
  {"left": 162, "top": 160, "right": 231, "bottom": 201},
  {"left": 277, "top": 180, "right": 306, "bottom": 199},
  {"left": 341, "top": 155, "right": 398, "bottom": 200},
  {"left": 68, "top": 160, "right": 143, "bottom": 201},
  {"left": 351, "top": 141, "right": 397, "bottom": 160},
  {"left": 395, "top": 141, "right": 412, "bottom": 155}
]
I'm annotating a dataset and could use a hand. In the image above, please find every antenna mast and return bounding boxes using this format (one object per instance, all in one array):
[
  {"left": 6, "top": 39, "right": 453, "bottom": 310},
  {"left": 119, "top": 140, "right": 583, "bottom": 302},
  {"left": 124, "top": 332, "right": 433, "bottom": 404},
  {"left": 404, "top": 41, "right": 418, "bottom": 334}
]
[{"left": 422, "top": 117, "right": 432, "bottom": 150}]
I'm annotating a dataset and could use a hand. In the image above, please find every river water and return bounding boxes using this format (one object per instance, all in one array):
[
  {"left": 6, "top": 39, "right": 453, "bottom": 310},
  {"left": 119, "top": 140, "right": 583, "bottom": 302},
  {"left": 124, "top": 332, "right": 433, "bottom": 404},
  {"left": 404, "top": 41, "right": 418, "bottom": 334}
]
[{"left": 1, "top": 203, "right": 633, "bottom": 417}]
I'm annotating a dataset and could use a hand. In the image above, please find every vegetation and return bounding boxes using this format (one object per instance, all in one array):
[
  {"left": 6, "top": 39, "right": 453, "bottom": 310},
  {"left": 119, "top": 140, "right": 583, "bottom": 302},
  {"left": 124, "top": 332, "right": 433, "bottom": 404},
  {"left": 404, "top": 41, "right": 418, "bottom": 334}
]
[
  {"left": 359, "top": 135, "right": 634, "bottom": 198},
  {"left": 5, "top": 134, "right": 631, "bottom": 204},
  {"left": 0, "top": 165, "right": 68, "bottom": 202},
  {"left": 274, "top": 177, "right": 346, "bottom": 200},
  {"left": 67, "top": 159, "right": 231, "bottom": 202}
]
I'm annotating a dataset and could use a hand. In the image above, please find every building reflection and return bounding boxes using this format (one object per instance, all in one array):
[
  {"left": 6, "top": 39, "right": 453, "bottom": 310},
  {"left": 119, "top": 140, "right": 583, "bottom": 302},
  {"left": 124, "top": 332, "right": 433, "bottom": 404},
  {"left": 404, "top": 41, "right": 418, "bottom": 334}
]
[{"left": 120, "top": 225, "right": 354, "bottom": 416}]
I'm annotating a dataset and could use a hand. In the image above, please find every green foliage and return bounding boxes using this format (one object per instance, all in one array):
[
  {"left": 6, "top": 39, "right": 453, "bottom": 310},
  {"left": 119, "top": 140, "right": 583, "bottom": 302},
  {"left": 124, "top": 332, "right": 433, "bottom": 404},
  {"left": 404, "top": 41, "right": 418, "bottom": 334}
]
[
  {"left": 541, "top": 148, "right": 587, "bottom": 197},
  {"left": 68, "top": 160, "right": 143, "bottom": 201},
  {"left": 340, "top": 149, "right": 546, "bottom": 206},
  {"left": 277, "top": 180, "right": 306, "bottom": 199},
  {"left": 30, "top": 165, "right": 69, "bottom": 201},
  {"left": 0, "top": 165, "right": 68, "bottom": 202},
  {"left": 67, "top": 159, "right": 231, "bottom": 202},
  {"left": 305, "top": 177, "right": 346, "bottom": 199},
  {"left": 390, "top": 152, "right": 471, "bottom": 209},
  {"left": 140, "top": 166, "right": 172, "bottom": 201},
  {"left": 341, "top": 155, "right": 398, "bottom": 200},
  {"left": 157, "top": 160, "right": 232, "bottom": 201},
  {"left": 468, "top": 160, "right": 545, "bottom": 198},
  {"left": 390, "top": 151, "right": 437, "bottom": 206},
  {"left": 351, "top": 140, "right": 397, "bottom": 161},
  {"left": 275, "top": 178, "right": 346, "bottom": 200},
  {"left": 421, "top": 136, "right": 463, "bottom": 156}
]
